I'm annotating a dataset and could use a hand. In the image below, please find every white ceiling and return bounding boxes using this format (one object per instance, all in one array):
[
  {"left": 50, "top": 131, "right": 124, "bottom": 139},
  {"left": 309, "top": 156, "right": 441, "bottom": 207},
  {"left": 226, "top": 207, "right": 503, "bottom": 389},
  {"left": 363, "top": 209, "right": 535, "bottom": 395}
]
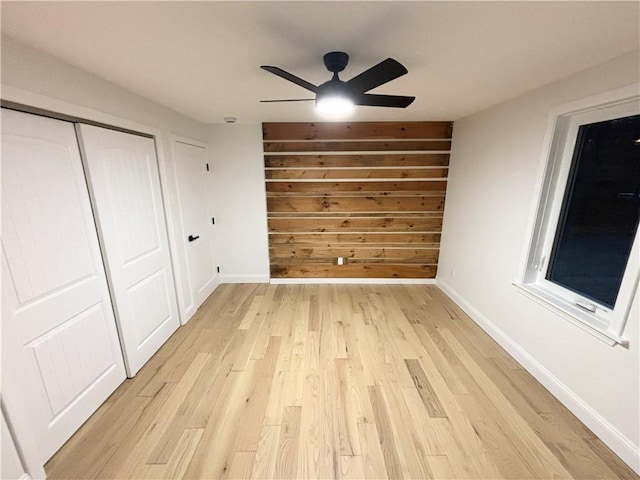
[{"left": 2, "top": 1, "right": 638, "bottom": 124}]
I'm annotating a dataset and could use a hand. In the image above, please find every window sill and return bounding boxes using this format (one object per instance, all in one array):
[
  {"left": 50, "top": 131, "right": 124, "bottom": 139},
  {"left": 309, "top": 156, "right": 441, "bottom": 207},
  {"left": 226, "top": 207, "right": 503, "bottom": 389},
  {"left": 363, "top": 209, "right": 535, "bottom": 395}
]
[{"left": 512, "top": 281, "right": 629, "bottom": 348}]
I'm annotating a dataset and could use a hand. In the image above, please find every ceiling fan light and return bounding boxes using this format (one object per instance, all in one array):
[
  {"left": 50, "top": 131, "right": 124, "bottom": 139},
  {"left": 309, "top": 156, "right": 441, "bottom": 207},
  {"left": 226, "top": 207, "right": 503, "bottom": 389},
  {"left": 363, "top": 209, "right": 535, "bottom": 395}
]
[{"left": 315, "top": 95, "right": 354, "bottom": 118}]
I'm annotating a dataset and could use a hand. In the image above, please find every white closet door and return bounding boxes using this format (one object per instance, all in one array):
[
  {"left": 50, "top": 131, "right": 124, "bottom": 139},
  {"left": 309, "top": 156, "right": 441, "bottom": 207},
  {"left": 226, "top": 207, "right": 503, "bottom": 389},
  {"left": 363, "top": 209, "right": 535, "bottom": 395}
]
[
  {"left": 1, "top": 109, "right": 126, "bottom": 462},
  {"left": 174, "top": 140, "right": 217, "bottom": 310},
  {"left": 2, "top": 408, "right": 28, "bottom": 480},
  {"left": 77, "top": 124, "right": 180, "bottom": 376}
]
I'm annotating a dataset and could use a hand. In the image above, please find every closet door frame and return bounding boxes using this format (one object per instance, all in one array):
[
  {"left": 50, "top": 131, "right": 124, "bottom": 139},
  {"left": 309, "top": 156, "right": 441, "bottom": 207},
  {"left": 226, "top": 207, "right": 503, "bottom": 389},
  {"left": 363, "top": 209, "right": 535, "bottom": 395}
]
[{"left": 0, "top": 86, "right": 194, "bottom": 478}]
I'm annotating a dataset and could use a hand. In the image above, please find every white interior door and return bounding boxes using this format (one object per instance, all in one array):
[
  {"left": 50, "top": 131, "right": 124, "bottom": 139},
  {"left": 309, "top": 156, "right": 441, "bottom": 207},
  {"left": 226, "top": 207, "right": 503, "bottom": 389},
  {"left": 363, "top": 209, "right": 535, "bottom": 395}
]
[
  {"left": 1, "top": 109, "right": 126, "bottom": 462},
  {"left": 174, "top": 140, "right": 217, "bottom": 311},
  {"left": 77, "top": 124, "right": 180, "bottom": 376}
]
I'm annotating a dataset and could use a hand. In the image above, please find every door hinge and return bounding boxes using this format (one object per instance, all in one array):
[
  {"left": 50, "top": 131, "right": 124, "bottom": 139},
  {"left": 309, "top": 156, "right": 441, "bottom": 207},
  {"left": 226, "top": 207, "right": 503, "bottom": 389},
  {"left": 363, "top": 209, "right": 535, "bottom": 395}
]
[
  {"left": 216, "top": 266, "right": 220, "bottom": 273},
  {"left": 206, "top": 163, "right": 210, "bottom": 172}
]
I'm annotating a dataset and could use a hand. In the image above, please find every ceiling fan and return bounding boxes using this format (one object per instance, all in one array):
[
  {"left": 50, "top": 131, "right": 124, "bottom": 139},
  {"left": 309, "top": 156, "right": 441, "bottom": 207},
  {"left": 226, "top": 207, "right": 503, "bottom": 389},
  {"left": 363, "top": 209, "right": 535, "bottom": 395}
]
[{"left": 260, "top": 52, "right": 415, "bottom": 116}]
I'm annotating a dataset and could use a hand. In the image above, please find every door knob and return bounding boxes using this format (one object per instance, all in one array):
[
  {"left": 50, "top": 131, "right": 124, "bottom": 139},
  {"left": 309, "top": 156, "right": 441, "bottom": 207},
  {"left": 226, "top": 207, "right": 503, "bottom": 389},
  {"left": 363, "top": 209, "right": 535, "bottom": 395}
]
[{"left": 188, "top": 235, "right": 200, "bottom": 242}]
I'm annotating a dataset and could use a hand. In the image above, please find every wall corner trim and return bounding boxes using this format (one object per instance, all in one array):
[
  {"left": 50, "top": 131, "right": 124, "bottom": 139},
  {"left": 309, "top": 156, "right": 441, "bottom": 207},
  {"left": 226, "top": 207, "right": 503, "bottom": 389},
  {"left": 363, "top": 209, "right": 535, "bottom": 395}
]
[{"left": 435, "top": 276, "right": 640, "bottom": 474}]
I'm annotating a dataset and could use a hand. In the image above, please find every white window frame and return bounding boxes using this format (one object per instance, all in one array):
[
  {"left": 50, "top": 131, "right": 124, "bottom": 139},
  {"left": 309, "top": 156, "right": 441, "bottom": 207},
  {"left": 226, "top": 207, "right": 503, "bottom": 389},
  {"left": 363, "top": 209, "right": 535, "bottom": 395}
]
[{"left": 515, "top": 85, "right": 640, "bottom": 347}]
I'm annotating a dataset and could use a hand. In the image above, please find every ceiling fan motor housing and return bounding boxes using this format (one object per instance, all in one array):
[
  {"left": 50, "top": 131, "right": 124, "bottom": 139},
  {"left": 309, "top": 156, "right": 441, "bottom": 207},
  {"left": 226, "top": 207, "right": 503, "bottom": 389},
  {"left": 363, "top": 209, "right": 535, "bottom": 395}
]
[
  {"left": 323, "top": 51, "right": 349, "bottom": 73},
  {"left": 317, "top": 78, "right": 351, "bottom": 101}
]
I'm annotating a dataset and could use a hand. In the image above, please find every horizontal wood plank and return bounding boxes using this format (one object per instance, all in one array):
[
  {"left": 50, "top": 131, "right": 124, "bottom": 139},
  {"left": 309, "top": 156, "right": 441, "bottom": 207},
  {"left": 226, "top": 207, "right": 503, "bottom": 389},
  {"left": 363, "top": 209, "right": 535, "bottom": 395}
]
[
  {"left": 272, "top": 257, "right": 436, "bottom": 266},
  {"left": 263, "top": 140, "right": 451, "bottom": 153},
  {"left": 264, "top": 154, "right": 450, "bottom": 168},
  {"left": 268, "top": 216, "right": 443, "bottom": 233},
  {"left": 262, "top": 122, "right": 453, "bottom": 141},
  {"left": 270, "top": 264, "right": 437, "bottom": 278},
  {"left": 265, "top": 168, "right": 448, "bottom": 180},
  {"left": 268, "top": 233, "right": 441, "bottom": 245},
  {"left": 267, "top": 196, "right": 445, "bottom": 213},
  {"left": 266, "top": 181, "right": 447, "bottom": 194},
  {"left": 270, "top": 246, "right": 439, "bottom": 262}
]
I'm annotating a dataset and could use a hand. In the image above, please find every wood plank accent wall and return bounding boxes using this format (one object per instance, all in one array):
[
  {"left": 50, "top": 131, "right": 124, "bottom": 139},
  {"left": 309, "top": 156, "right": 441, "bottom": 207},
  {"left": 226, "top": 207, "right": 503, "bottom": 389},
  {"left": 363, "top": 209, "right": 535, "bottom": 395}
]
[{"left": 263, "top": 121, "right": 453, "bottom": 279}]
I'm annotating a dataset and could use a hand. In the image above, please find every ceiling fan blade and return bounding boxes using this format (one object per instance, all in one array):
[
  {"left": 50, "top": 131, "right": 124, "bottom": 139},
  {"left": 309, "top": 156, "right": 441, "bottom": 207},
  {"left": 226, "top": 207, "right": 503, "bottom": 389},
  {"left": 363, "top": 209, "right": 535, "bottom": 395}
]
[
  {"left": 355, "top": 94, "right": 415, "bottom": 108},
  {"left": 346, "top": 58, "right": 408, "bottom": 93},
  {"left": 260, "top": 99, "right": 315, "bottom": 103},
  {"left": 261, "top": 66, "right": 318, "bottom": 93}
]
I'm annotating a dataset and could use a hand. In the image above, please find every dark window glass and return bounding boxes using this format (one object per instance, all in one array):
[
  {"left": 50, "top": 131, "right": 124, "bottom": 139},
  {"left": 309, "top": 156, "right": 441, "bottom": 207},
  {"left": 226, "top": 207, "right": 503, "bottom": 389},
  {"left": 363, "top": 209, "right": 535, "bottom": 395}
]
[{"left": 546, "top": 114, "right": 640, "bottom": 308}]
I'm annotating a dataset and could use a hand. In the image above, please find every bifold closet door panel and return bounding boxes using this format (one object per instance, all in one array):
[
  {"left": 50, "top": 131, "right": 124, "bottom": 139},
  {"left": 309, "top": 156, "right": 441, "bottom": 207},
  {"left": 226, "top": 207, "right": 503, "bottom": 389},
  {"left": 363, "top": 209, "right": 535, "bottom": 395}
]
[
  {"left": 77, "top": 124, "right": 180, "bottom": 376},
  {"left": 1, "top": 109, "right": 126, "bottom": 461}
]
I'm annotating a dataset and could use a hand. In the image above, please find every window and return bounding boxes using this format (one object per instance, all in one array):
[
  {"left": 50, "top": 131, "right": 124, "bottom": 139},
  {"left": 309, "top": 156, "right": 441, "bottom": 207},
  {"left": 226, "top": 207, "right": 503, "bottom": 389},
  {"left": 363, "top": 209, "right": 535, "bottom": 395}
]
[{"left": 517, "top": 89, "right": 640, "bottom": 346}]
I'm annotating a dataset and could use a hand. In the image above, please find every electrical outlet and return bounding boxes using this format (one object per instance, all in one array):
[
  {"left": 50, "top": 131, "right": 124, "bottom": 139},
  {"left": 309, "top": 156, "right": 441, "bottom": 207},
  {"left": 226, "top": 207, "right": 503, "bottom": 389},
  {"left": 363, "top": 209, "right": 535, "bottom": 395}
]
[
  {"left": 337, "top": 257, "right": 344, "bottom": 266},
  {"left": 451, "top": 267, "right": 456, "bottom": 278}
]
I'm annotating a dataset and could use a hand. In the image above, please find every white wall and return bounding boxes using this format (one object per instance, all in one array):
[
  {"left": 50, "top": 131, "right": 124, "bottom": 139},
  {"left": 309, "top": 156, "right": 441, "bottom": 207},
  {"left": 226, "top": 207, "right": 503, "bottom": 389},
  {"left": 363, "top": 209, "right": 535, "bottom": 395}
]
[
  {"left": 438, "top": 50, "right": 640, "bottom": 472},
  {"left": 209, "top": 123, "right": 270, "bottom": 282},
  {"left": 1, "top": 36, "right": 212, "bottom": 323}
]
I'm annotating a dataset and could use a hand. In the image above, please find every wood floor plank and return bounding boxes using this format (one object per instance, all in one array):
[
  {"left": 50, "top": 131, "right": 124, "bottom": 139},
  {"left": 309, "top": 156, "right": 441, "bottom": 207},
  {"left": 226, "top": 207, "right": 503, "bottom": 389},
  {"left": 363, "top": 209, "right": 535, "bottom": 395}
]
[
  {"left": 427, "top": 455, "right": 460, "bottom": 479},
  {"left": 376, "top": 380, "right": 435, "bottom": 479},
  {"left": 140, "top": 463, "right": 166, "bottom": 479},
  {"left": 368, "top": 386, "right": 404, "bottom": 480},
  {"left": 335, "top": 359, "right": 363, "bottom": 455},
  {"left": 226, "top": 451, "right": 255, "bottom": 480},
  {"left": 162, "top": 428, "right": 204, "bottom": 480},
  {"left": 399, "top": 388, "right": 447, "bottom": 456},
  {"left": 251, "top": 425, "right": 282, "bottom": 479},
  {"left": 405, "top": 358, "right": 447, "bottom": 418},
  {"left": 296, "top": 331, "right": 339, "bottom": 479},
  {"left": 264, "top": 370, "right": 288, "bottom": 426},
  {"left": 358, "top": 422, "right": 390, "bottom": 480},
  {"left": 341, "top": 455, "right": 365, "bottom": 480},
  {"left": 234, "top": 337, "right": 283, "bottom": 452},
  {"left": 274, "top": 406, "right": 302, "bottom": 479},
  {"left": 44, "top": 284, "right": 638, "bottom": 480}
]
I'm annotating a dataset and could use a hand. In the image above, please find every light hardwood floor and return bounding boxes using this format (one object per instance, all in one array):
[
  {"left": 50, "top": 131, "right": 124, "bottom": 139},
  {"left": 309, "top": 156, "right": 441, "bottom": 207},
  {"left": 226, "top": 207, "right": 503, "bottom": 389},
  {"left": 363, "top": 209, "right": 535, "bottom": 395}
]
[{"left": 46, "top": 284, "right": 638, "bottom": 479}]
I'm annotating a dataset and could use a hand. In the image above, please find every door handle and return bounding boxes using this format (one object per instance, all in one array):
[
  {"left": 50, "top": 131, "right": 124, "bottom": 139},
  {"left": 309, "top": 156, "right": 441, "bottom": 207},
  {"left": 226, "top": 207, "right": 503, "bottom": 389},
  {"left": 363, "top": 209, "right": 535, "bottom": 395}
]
[{"left": 188, "top": 235, "right": 200, "bottom": 242}]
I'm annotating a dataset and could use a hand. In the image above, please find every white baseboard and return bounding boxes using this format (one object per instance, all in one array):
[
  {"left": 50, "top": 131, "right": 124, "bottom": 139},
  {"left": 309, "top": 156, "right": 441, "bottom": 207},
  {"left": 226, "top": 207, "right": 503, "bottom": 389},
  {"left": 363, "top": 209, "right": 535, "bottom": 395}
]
[
  {"left": 219, "top": 274, "right": 270, "bottom": 284},
  {"left": 436, "top": 277, "right": 640, "bottom": 474},
  {"left": 269, "top": 278, "right": 436, "bottom": 285}
]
